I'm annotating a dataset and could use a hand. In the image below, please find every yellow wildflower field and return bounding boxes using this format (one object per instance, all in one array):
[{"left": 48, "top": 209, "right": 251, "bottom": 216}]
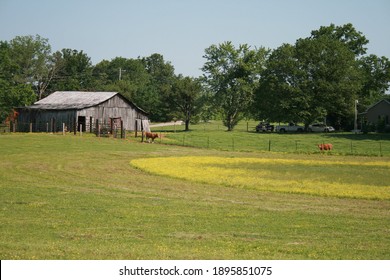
[{"left": 131, "top": 156, "right": 390, "bottom": 200}]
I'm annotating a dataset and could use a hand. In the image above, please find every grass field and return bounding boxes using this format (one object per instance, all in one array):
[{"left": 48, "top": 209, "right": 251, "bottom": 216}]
[
  {"left": 155, "top": 121, "right": 390, "bottom": 156},
  {"left": 1, "top": 128, "right": 390, "bottom": 259}
]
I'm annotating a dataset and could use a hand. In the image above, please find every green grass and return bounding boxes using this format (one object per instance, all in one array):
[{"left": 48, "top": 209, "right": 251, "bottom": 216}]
[
  {"left": 0, "top": 132, "right": 390, "bottom": 259},
  {"left": 154, "top": 120, "right": 390, "bottom": 156}
]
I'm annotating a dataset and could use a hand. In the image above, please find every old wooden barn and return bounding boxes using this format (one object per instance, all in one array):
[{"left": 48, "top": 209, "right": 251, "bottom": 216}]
[{"left": 17, "top": 91, "right": 148, "bottom": 132}]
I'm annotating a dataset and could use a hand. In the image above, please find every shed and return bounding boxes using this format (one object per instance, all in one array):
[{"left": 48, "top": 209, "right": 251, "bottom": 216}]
[
  {"left": 16, "top": 91, "right": 148, "bottom": 132},
  {"left": 360, "top": 99, "right": 390, "bottom": 126}
]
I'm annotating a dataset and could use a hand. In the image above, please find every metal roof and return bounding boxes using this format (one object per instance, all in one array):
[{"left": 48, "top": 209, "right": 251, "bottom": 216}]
[{"left": 28, "top": 91, "right": 121, "bottom": 110}]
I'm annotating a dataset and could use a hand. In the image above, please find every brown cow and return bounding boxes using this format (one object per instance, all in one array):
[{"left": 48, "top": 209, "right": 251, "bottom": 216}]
[
  {"left": 318, "top": 143, "right": 333, "bottom": 151},
  {"left": 145, "top": 132, "right": 159, "bottom": 142}
]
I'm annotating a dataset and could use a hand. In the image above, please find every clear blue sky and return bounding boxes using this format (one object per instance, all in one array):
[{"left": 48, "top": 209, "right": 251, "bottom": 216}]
[{"left": 1, "top": 0, "right": 389, "bottom": 77}]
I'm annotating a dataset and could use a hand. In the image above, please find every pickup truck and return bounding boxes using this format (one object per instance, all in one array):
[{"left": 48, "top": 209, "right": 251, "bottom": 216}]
[{"left": 275, "top": 123, "right": 304, "bottom": 133}]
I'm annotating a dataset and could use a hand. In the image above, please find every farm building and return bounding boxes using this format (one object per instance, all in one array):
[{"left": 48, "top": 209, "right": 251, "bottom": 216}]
[
  {"left": 360, "top": 99, "right": 390, "bottom": 127},
  {"left": 16, "top": 91, "right": 148, "bottom": 132}
]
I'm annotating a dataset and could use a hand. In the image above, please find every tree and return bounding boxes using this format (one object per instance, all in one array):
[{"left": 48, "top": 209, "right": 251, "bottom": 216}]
[
  {"left": 91, "top": 54, "right": 176, "bottom": 122},
  {"left": 140, "top": 54, "right": 176, "bottom": 121},
  {"left": 202, "top": 42, "right": 268, "bottom": 131},
  {"left": 168, "top": 75, "right": 202, "bottom": 131},
  {"left": 256, "top": 37, "right": 362, "bottom": 129},
  {"left": 254, "top": 43, "right": 301, "bottom": 123},
  {"left": 310, "top": 23, "right": 369, "bottom": 56},
  {"left": 358, "top": 54, "right": 390, "bottom": 107},
  {"left": 92, "top": 56, "right": 149, "bottom": 105},
  {"left": 0, "top": 39, "right": 37, "bottom": 120},
  {"left": 0, "top": 80, "right": 35, "bottom": 122},
  {"left": 7, "top": 35, "right": 58, "bottom": 100},
  {"left": 0, "top": 41, "right": 17, "bottom": 82},
  {"left": 48, "top": 49, "right": 93, "bottom": 92}
]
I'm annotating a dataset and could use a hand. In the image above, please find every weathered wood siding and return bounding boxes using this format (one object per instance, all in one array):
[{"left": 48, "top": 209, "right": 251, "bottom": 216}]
[
  {"left": 77, "top": 95, "right": 147, "bottom": 130},
  {"left": 17, "top": 108, "right": 76, "bottom": 132}
]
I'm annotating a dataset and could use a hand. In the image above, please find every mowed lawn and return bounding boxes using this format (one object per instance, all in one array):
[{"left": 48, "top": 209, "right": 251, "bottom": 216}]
[{"left": 0, "top": 132, "right": 389, "bottom": 259}]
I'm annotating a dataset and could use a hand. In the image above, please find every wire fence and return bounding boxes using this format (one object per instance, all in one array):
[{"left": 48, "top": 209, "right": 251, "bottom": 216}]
[
  {"left": 156, "top": 133, "right": 390, "bottom": 156},
  {"left": 2, "top": 120, "right": 127, "bottom": 138},
  {"left": 2, "top": 121, "right": 390, "bottom": 156}
]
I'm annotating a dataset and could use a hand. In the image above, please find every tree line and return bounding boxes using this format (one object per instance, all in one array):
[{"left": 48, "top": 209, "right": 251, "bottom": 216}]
[{"left": 1, "top": 23, "right": 389, "bottom": 131}]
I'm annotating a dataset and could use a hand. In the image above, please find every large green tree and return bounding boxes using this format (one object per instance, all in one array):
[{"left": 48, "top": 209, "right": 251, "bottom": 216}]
[
  {"left": 168, "top": 75, "right": 202, "bottom": 131},
  {"left": 358, "top": 54, "right": 390, "bottom": 107},
  {"left": 0, "top": 80, "right": 35, "bottom": 122},
  {"left": 310, "top": 23, "right": 369, "bottom": 56},
  {"left": 309, "top": 23, "right": 390, "bottom": 120},
  {"left": 7, "top": 35, "right": 58, "bottom": 100},
  {"left": 140, "top": 54, "right": 176, "bottom": 121},
  {"left": 256, "top": 36, "right": 362, "bottom": 129},
  {"left": 92, "top": 56, "right": 149, "bottom": 104},
  {"left": 0, "top": 38, "right": 37, "bottom": 120},
  {"left": 48, "top": 48, "right": 93, "bottom": 92},
  {"left": 254, "top": 43, "right": 301, "bottom": 123},
  {"left": 202, "top": 41, "right": 268, "bottom": 131}
]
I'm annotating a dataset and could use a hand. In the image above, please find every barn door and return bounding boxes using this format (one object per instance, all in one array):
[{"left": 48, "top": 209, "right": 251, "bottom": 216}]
[
  {"left": 110, "top": 117, "right": 121, "bottom": 137},
  {"left": 78, "top": 116, "right": 86, "bottom": 132}
]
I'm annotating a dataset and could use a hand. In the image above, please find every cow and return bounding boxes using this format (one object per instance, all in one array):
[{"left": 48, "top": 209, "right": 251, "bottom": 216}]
[
  {"left": 318, "top": 143, "right": 333, "bottom": 151},
  {"left": 145, "top": 132, "right": 159, "bottom": 143}
]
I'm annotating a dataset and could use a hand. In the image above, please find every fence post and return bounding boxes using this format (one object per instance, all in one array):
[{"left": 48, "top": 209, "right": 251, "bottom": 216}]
[
  {"left": 90, "top": 117, "right": 93, "bottom": 133},
  {"left": 95, "top": 119, "right": 99, "bottom": 136},
  {"left": 29, "top": 123, "right": 32, "bottom": 133},
  {"left": 79, "top": 124, "right": 82, "bottom": 136},
  {"left": 268, "top": 139, "right": 271, "bottom": 151},
  {"left": 62, "top": 123, "right": 65, "bottom": 136},
  {"left": 120, "top": 120, "right": 124, "bottom": 139},
  {"left": 379, "top": 142, "right": 382, "bottom": 157},
  {"left": 232, "top": 137, "right": 235, "bottom": 151}
]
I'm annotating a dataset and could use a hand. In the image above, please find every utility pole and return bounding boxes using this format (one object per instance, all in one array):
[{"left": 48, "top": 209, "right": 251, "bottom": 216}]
[
  {"left": 119, "top": 67, "right": 126, "bottom": 80},
  {"left": 354, "top": 100, "right": 359, "bottom": 133}
]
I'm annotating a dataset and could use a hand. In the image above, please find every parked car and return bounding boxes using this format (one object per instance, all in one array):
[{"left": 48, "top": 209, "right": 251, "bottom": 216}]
[
  {"left": 256, "top": 122, "right": 274, "bottom": 132},
  {"left": 275, "top": 123, "right": 304, "bottom": 133},
  {"left": 308, "top": 123, "right": 335, "bottom": 132}
]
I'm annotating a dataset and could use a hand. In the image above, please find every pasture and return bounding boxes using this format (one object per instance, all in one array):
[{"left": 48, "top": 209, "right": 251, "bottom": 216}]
[
  {"left": 0, "top": 129, "right": 389, "bottom": 259},
  {"left": 155, "top": 121, "right": 390, "bottom": 156}
]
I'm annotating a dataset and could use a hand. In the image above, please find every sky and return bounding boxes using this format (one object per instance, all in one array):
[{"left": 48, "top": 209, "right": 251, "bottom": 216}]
[{"left": 1, "top": 0, "right": 389, "bottom": 77}]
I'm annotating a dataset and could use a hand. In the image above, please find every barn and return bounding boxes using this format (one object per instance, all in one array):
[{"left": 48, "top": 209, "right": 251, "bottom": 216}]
[{"left": 16, "top": 91, "right": 148, "bottom": 132}]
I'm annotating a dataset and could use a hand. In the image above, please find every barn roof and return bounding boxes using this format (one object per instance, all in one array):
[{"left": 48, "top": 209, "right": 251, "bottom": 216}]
[
  {"left": 27, "top": 91, "right": 117, "bottom": 110},
  {"left": 26, "top": 91, "right": 146, "bottom": 114}
]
